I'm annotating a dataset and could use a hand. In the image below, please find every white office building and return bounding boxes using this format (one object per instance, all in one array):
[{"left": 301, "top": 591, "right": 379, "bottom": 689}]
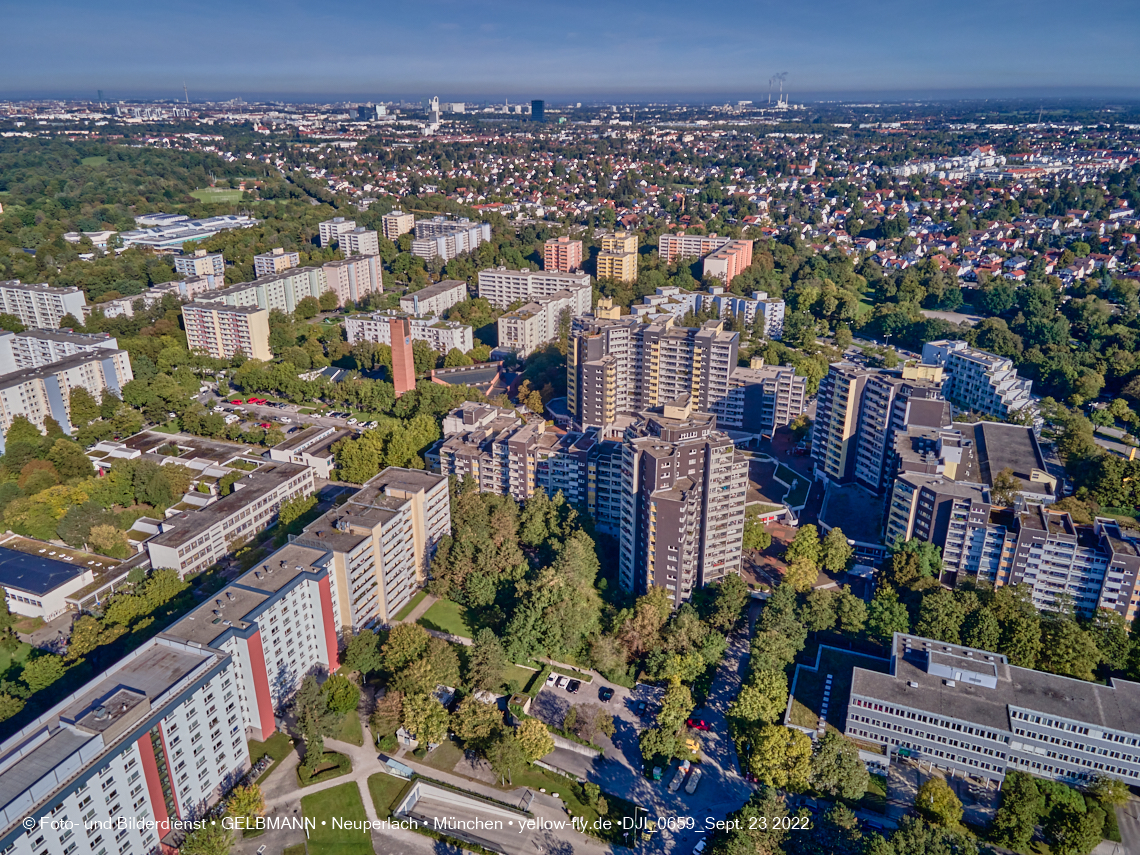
[
  {"left": 399, "top": 280, "right": 468, "bottom": 317},
  {"left": 346, "top": 311, "right": 473, "bottom": 354},
  {"left": 477, "top": 267, "right": 592, "bottom": 309},
  {"left": 497, "top": 287, "right": 591, "bottom": 357}
]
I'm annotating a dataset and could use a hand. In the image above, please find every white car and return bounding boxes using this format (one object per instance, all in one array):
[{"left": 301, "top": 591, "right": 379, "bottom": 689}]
[
  {"left": 546, "top": 672, "right": 557, "bottom": 686},
  {"left": 280, "top": 417, "right": 291, "bottom": 423},
  {"left": 212, "top": 406, "right": 225, "bottom": 413},
  {"left": 347, "top": 418, "right": 358, "bottom": 425}
]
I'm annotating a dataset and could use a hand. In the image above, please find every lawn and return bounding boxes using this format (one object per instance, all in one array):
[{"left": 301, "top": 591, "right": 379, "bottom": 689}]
[
  {"left": 420, "top": 737, "right": 465, "bottom": 773},
  {"left": 283, "top": 846, "right": 306, "bottom": 855},
  {"left": 247, "top": 731, "right": 295, "bottom": 784},
  {"left": 392, "top": 590, "right": 427, "bottom": 622},
  {"left": 506, "top": 766, "right": 640, "bottom": 844},
  {"left": 336, "top": 711, "right": 364, "bottom": 747},
  {"left": 190, "top": 188, "right": 245, "bottom": 203},
  {"left": 367, "top": 772, "right": 410, "bottom": 818},
  {"left": 0, "top": 641, "right": 32, "bottom": 677},
  {"left": 502, "top": 663, "right": 538, "bottom": 692},
  {"left": 81, "top": 155, "right": 108, "bottom": 166},
  {"left": 297, "top": 751, "right": 352, "bottom": 787},
  {"left": 300, "top": 782, "right": 372, "bottom": 855},
  {"left": 788, "top": 645, "right": 890, "bottom": 734},
  {"left": 418, "top": 598, "right": 472, "bottom": 638}
]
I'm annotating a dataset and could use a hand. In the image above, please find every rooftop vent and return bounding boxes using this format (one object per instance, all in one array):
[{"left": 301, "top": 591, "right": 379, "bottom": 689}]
[
  {"left": 93, "top": 705, "right": 108, "bottom": 720},
  {"left": 945, "top": 680, "right": 956, "bottom": 687},
  {"left": 907, "top": 681, "right": 919, "bottom": 688}
]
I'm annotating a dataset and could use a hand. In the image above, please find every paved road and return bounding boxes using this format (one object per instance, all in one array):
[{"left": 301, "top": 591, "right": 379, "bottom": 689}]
[{"left": 1116, "top": 799, "right": 1140, "bottom": 855}]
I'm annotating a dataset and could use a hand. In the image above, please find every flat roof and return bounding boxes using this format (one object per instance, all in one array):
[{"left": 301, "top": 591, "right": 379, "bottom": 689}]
[
  {"left": 968, "top": 421, "right": 1046, "bottom": 488},
  {"left": 0, "top": 350, "right": 126, "bottom": 393},
  {"left": 851, "top": 633, "right": 1140, "bottom": 735},
  {"left": 819, "top": 482, "right": 883, "bottom": 544},
  {"left": 403, "top": 279, "right": 467, "bottom": 300},
  {"left": 0, "top": 547, "right": 88, "bottom": 595}
]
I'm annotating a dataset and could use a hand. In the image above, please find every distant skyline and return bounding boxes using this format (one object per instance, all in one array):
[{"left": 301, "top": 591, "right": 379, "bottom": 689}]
[{"left": 4, "top": 0, "right": 1139, "bottom": 102}]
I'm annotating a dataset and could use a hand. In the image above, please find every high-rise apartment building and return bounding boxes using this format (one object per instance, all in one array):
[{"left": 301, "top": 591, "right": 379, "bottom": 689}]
[
  {"left": 427, "top": 403, "right": 625, "bottom": 533},
  {"left": 318, "top": 216, "right": 357, "bottom": 247},
  {"left": 341, "top": 227, "right": 380, "bottom": 257},
  {"left": 399, "top": 279, "right": 468, "bottom": 316},
  {"left": 253, "top": 247, "right": 300, "bottom": 277},
  {"left": 544, "top": 236, "right": 583, "bottom": 272},
  {"left": 321, "top": 255, "right": 383, "bottom": 306},
  {"left": 702, "top": 239, "right": 754, "bottom": 284},
  {"left": 346, "top": 311, "right": 473, "bottom": 353},
  {"left": 0, "top": 329, "right": 120, "bottom": 372},
  {"left": 658, "top": 232, "right": 731, "bottom": 264},
  {"left": 813, "top": 362, "right": 948, "bottom": 488},
  {"left": 181, "top": 302, "right": 272, "bottom": 361},
  {"left": 597, "top": 231, "right": 639, "bottom": 283},
  {"left": 0, "top": 281, "right": 88, "bottom": 329},
  {"left": 497, "top": 286, "right": 592, "bottom": 357},
  {"left": 411, "top": 217, "right": 491, "bottom": 262},
  {"left": 568, "top": 315, "right": 755, "bottom": 431},
  {"left": 174, "top": 249, "right": 225, "bottom": 280},
  {"left": 0, "top": 541, "right": 342, "bottom": 855},
  {"left": 712, "top": 360, "right": 807, "bottom": 436},
  {"left": 922, "top": 340, "right": 1037, "bottom": 423},
  {"left": 703, "top": 287, "right": 785, "bottom": 339},
  {"left": 295, "top": 467, "right": 450, "bottom": 626},
  {"left": 477, "top": 267, "right": 592, "bottom": 308},
  {"left": 389, "top": 317, "right": 417, "bottom": 397},
  {"left": 618, "top": 400, "right": 748, "bottom": 602},
  {"left": 382, "top": 210, "right": 415, "bottom": 240},
  {"left": 0, "top": 349, "right": 133, "bottom": 449}
]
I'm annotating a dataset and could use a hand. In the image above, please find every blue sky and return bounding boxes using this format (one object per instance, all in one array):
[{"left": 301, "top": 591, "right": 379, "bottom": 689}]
[{"left": 3, "top": 0, "right": 1139, "bottom": 101}]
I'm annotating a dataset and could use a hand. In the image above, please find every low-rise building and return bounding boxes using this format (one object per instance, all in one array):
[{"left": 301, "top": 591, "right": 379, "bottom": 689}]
[
  {"left": 267, "top": 425, "right": 353, "bottom": 479},
  {"left": 0, "top": 543, "right": 96, "bottom": 620},
  {"left": 848, "top": 632, "right": 1140, "bottom": 786},
  {"left": 145, "top": 462, "right": 315, "bottom": 577},
  {"left": 703, "top": 287, "right": 785, "bottom": 339}
]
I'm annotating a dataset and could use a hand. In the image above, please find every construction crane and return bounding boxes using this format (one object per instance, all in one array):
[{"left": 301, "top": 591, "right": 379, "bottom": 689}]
[{"left": 183, "top": 82, "right": 189, "bottom": 104}]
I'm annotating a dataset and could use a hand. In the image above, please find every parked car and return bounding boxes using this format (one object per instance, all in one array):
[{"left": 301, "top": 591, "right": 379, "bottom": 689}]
[
  {"left": 554, "top": 676, "right": 566, "bottom": 689},
  {"left": 280, "top": 417, "right": 291, "bottom": 423},
  {"left": 669, "top": 760, "right": 691, "bottom": 792},
  {"left": 212, "top": 406, "right": 225, "bottom": 413},
  {"left": 566, "top": 679, "right": 581, "bottom": 694},
  {"left": 635, "top": 700, "right": 648, "bottom": 716},
  {"left": 687, "top": 718, "right": 710, "bottom": 731},
  {"left": 167, "top": 412, "right": 177, "bottom": 421},
  {"left": 693, "top": 838, "right": 707, "bottom": 854},
  {"left": 259, "top": 422, "right": 271, "bottom": 428},
  {"left": 230, "top": 400, "right": 242, "bottom": 405},
  {"left": 684, "top": 766, "right": 703, "bottom": 795},
  {"left": 546, "top": 672, "right": 557, "bottom": 686},
  {"left": 651, "top": 766, "right": 662, "bottom": 781},
  {"left": 599, "top": 687, "right": 614, "bottom": 703},
  {"left": 347, "top": 418, "right": 358, "bottom": 425}
]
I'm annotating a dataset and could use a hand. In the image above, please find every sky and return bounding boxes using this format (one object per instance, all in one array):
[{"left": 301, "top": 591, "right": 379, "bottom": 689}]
[{"left": 3, "top": 0, "right": 1139, "bottom": 102}]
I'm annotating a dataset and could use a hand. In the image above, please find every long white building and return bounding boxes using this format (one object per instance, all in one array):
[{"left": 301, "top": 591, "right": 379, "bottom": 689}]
[
  {"left": 345, "top": 312, "right": 473, "bottom": 353},
  {"left": 477, "top": 267, "right": 592, "bottom": 309},
  {"left": 0, "top": 281, "right": 88, "bottom": 329},
  {"left": 497, "top": 287, "right": 591, "bottom": 357},
  {"left": 0, "top": 330, "right": 121, "bottom": 373},
  {"left": 399, "top": 280, "right": 467, "bottom": 317}
]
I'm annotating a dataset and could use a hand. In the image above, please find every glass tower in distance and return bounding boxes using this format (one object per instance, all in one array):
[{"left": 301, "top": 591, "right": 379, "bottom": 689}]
[{"left": 531, "top": 99, "right": 545, "bottom": 122}]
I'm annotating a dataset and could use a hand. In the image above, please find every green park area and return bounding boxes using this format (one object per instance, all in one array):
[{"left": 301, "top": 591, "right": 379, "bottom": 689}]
[
  {"left": 418, "top": 598, "right": 472, "bottom": 638},
  {"left": 300, "top": 782, "right": 372, "bottom": 855},
  {"left": 190, "top": 188, "right": 245, "bottom": 203}
]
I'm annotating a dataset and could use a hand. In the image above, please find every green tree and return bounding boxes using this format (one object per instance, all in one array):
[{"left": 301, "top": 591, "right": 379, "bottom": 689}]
[
  {"left": 916, "top": 777, "right": 963, "bottom": 828},
  {"left": 0, "top": 693, "right": 24, "bottom": 723},
  {"left": 702, "top": 573, "right": 750, "bottom": 632},
  {"left": 488, "top": 729, "right": 527, "bottom": 785},
  {"left": 318, "top": 290, "right": 339, "bottom": 312},
  {"left": 1084, "top": 774, "right": 1130, "bottom": 806},
  {"left": 750, "top": 724, "right": 811, "bottom": 791},
  {"left": 800, "top": 588, "right": 837, "bottom": 633},
  {"left": 278, "top": 493, "right": 316, "bottom": 529},
  {"left": 915, "top": 588, "right": 965, "bottom": 644},
  {"left": 451, "top": 696, "right": 503, "bottom": 747},
  {"left": 226, "top": 783, "right": 266, "bottom": 823},
  {"left": 401, "top": 692, "right": 449, "bottom": 745},
  {"left": 341, "top": 629, "right": 383, "bottom": 680},
  {"left": 821, "top": 527, "right": 854, "bottom": 573},
  {"left": 836, "top": 586, "right": 868, "bottom": 635},
  {"left": 785, "top": 523, "right": 822, "bottom": 566},
  {"left": 21, "top": 654, "right": 65, "bottom": 693},
  {"left": 179, "top": 821, "right": 234, "bottom": 855},
  {"left": 708, "top": 788, "right": 788, "bottom": 855},
  {"left": 321, "top": 673, "right": 361, "bottom": 715},
  {"left": 992, "top": 771, "right": 1043, "bottom": 851},
  {"left": 743, "top": 509, "right": 773, "bottom": 551},
  {"left": 515, "top": 717, "right": 554, "bottom": 762},
  {"left": 294, "top": 296, "right": 320, "bottom": 319},
  {"left": 466, "top": 627, "right": 508, "bottom": 690},
  {"left": 294, "top": 674, "right": 341, "bottom": 742},
  {"left": 729, "top": 669, "right": 788, "bottom": 725},
  {"left": 867, "top": 586, "right": 910, "bottom": 643},
  {"left": 990, "top": 467, "right": 1023, "bottom": 507},
  {"left": 46, "top": 439, "right": 94, "bottom": 481},
  {"left": 381, "top": 623, "right": 430, "bottom": 674},
  {"left": 1046, "top": 804, "right": 1104, "bottom": 855},
  {"left": 785, "top": 556, "right": 818, "bottom": 592},
  {"left": 68, "top": 387, "right": 101, "bottom": 428},
  {"left": 1039, "top": 618, "right": 1101, "bottom": 681},
  {"left": 809, "top": 732, "right": 869, "bottom": 800},
  {"left": 961, "top": 607, "right": 1001, "bottom": 651}
]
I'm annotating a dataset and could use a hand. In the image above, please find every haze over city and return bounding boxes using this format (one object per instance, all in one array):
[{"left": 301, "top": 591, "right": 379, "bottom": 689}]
[{"left": 4, "top": 0, "right": 1140, "bottom": 100}]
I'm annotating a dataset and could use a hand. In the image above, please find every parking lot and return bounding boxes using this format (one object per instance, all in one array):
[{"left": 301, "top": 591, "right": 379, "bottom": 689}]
[{"left": 527, "top": 641, "right": 754, "bottom": 853}]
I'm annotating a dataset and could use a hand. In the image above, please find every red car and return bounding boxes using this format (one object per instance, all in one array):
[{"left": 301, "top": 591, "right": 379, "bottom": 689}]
[
  {"left": 259, "top": 422, "right": 271, "bottom": 428},
  {"left": 230, "top": 400, "right": 242, "bottom": 405},
  {"left": 687, "top": 718, "right": 710, "bottom": 731}
]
